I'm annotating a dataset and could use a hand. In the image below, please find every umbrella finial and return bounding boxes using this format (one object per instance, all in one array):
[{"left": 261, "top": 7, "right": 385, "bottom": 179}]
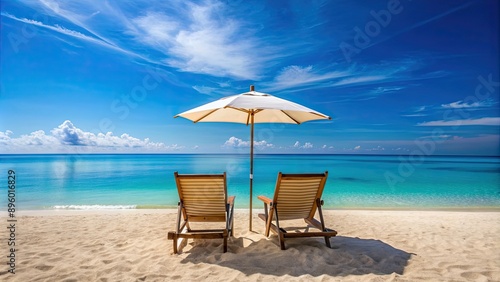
[{"left": 250, "top": 85, "right": 255, "bottom": 92}]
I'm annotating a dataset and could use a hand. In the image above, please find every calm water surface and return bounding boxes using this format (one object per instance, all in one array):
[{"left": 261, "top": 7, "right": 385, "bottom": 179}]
[{"left": 1, "top": 154, "right": 498, "bottom": 210}]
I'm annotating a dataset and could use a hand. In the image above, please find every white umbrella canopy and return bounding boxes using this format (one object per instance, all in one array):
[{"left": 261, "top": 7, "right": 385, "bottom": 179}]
[
  {"left": 176, "top": 89, "right": 329, "bottom": 124},
  {"left": 175, "top": 86, "right": 331, "bottom": 230}
]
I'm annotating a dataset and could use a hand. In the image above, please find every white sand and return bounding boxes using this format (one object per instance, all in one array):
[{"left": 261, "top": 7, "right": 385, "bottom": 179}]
[{"left": 1, "top": 209, "right": 499, "bottom": 281}]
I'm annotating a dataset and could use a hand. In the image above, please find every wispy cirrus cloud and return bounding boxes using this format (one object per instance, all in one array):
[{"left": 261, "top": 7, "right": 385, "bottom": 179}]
[
  {"left": 129, "top": 2, "right": 271, "bottom": 80},
  {"left": 7, "top": 0, "right": 444, "bottom": 93},
  {"left": 332, "top": 75, "right": 387, "bottom": 87},
  {"left": 441, "top": 99, "right": 495, "bottom": 109},
  {"left": 10, "top": 1, "right": 273, "bottom": 80},
  {"left": 2, "top": 12, "right": 99, "bottom": 43},
  {"left": 264, "top": 58, "right": 423, "bottom": 93},
  {"left": 31, "top": 0, "right": 437, "bottom": 90},
  {"left": 403, "top": 113, "right": 428, "bottom": 117},
  {"left": 1, "top": 11, "right": 161, "bottom": 65},
  {"left": 405, "top": 98, "right": 496, "bottom": 118},
  {"left": 418, "top": 117, "right": 500, "bottom": 126},
  {"left": 340, "top": 85, "right": 406, "bottom": 101},
  {"left": 32, "top": 0, "right": 134, "bottom": 45},
  {"left": 370, "top": 86, "right": 405, "bottom": 95},
  {"left": 192, "top": 85, "right": 218, "bottom": 95},
  {"left": 264, "top": 65, "right": 349, "bottom": 92},
  {"left": 402, "top": 105, "right": 431, "bottom": 117}
]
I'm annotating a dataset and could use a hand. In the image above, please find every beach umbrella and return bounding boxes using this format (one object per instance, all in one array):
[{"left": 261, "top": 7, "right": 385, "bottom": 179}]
[{"left": 174, "top": 85, "right": 331, "bottom": 230}]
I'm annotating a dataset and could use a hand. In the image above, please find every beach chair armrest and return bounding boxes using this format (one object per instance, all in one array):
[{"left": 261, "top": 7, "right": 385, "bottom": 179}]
[
  {"left": 257, "top": 195, "right": 273, "bottom": 205},
  {"left": 227, "top": 196, "right": 236, "bottom": 206}
]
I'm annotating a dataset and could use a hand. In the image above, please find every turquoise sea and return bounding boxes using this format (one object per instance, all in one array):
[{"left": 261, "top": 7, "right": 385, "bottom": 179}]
[{"left": 1, "top": 154, "right": 499, "bottom": 210}]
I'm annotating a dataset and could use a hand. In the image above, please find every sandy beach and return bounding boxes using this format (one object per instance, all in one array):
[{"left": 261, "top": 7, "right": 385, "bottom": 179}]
[{"left": 1, "top": 209, "right": 499, "bottom": 281}]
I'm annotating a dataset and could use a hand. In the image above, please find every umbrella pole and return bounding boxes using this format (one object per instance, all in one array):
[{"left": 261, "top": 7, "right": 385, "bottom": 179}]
[{"left": 249, "top": 112, "right": 254, "bottom": 231}]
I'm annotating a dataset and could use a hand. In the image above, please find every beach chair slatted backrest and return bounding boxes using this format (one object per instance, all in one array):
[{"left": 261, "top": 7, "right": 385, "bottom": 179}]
[
  {"left": 175, "top": 174, "right": 227, "bottom": 222},
  {"left": 258, "top": 171, "right": 337, "bottom": 250},
  {"left": 168, "top": 172, "right": 235, "bottom": 254},
  {"left": 274, "top": 173, "right": 326, "bottom": 220}
]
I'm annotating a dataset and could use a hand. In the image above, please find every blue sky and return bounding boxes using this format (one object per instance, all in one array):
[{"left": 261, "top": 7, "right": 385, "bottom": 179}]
[{"left": 1, "top": 0, "right": 499, "bottom": 155}]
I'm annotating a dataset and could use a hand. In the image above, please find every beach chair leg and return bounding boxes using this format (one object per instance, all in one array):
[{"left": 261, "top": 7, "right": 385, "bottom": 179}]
[
  {"left": 265, "top": 209, "right": 274, "bottom": 237},
  {"left": 172, "top": 234, "right": 178, "bottom": 254},
  {"left": 273, "top": 207, "right": 286, "bottom": 250},
  {"left": 279, "top": 232, "right": 286, "bottom": 250},
  {"left": 223, "top": 236, "right": 228, "bottom": 253},
  {"left": 231, "top": 220, "right": 234, "bottom": 237},
  {"left": 230, "top": 211, "right": 235, "bottom": 237},
  {"left": 324, "top": 236, "right": 331, "bottom": 248}
]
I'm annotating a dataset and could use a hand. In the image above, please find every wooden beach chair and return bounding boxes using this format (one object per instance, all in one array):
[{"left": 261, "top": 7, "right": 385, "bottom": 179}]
[
  {"left": 167, "top": 172, "right": 235, "bottom": 254},
  {"left": 257, "top": 171, "right": 337, "bottom": 250}
]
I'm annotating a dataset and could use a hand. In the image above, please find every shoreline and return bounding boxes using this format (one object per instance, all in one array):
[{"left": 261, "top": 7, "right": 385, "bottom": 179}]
[{"left": 6, "top": 206, "right": 500, "bottom": 217}]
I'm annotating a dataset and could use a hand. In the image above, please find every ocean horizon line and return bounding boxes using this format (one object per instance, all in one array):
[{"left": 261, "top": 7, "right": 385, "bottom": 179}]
[{"left": 2, "top": 153, "right": 499, "bottom": 157}]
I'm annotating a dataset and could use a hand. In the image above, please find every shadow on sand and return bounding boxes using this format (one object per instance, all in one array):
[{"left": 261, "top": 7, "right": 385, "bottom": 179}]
[{"left": 179, "top": 234, "right": 412, "bottom": 278}]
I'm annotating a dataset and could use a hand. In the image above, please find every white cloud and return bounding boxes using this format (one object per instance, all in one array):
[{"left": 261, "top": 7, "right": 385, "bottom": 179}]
[
  {"left": 402, "top": 114, "right": 427, "bottom": 117},
  {"left": 292, "top": 141, "right": 313, "bottom": 149},
  {"left": 367, "top": 146, "right": 385, "bottom": 151},
  {"left": 50, "top": 120, "right": 169, "bottom": 148},
  {"left": 333, "top": 75, "right": 387, "bottom": 86},
  {"left": 302, "top": 142, "right": 313, "bottom": 149},
  {"left": 6, "top": 1, "right": 302, "bottom": 81},
  {"left": 418, "top": 134, "right": 461, "bottom": 141},
  {"left": 20, "top": 130, "right": 59, "bottom": 146},
  {"left": 267, "top": 65, "right": 348, "bottom": 91},
  {"left": 406, "top": 99, "right": 495, "bottom": 119},
  {"left": 0, "top": 130, "right": 13, "bottom": 140},
  {"left": 371, "top": 86, "right": 404, "bottom": 95},
  {"left": 418, "top": 117, "right": 500, "bottom": 126},
  {"left": 224, "top": 136, "right": 249, "bottom": 147},
  {"left": 165, "top": 144, "right": 185, "bottom": 150},
  {"left": 2, "top": 12, "right": 95, "bottom": 42},
  {"left": 131, "top": 3, "right": 266, "bottom": 80},
  {"left": 1, "top": 12, "right": 156, "bottom": 64},
  {"left": 0, "top": 120, "right": 177, "bottom": 153},
  {"left": 40, "top": 0, "right": 61, "bottom": 13},
  {"left": 216, "top": 81, "right": 231, "bottom": 88},
  {"left": 51, "top": 120, "right": 92, "bottom": 145},
  {"left": 223, "top": 136, "right": 273, "bottom": 148},
  {"left": 347, "top": 86, "right": 406, "bottom": 102},
  {"left": 441, "top": 100, "right": 493, "bottom": 109},
  {"left": 192, "top": 85, "right": 218, "bottom": 95},
  {"left": 354, "top": 145, "right": 361, "bottom": 150},
  {"left": 264, "top": 58, "right": 425, "bottom": 94},
  {"left": 415, "top": 106, "right": 427, "bottom": 112},
  {"left": 402, "top": 105, "right": 431, "bottom": 117}
]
